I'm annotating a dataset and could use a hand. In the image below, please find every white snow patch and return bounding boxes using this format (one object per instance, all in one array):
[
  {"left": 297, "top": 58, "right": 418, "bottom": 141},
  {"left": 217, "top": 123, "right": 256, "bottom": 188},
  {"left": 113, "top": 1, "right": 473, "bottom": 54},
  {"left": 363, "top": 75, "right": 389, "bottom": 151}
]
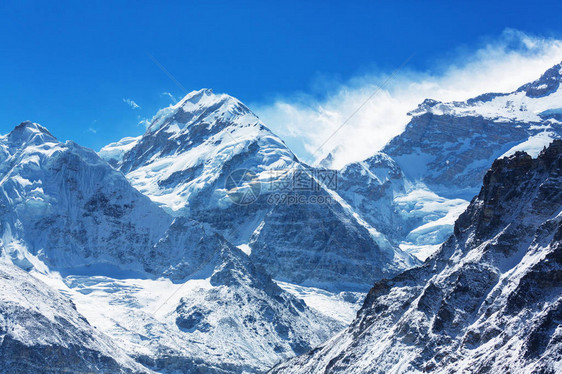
[
  {"left": 499, "top": 131, "right": 559, "bottom": 158},
  {"left": 98, "top": 136, "right": 141, "bottom": 163},
  {"left": 275, "top": 280, "right": 364, "bottom": 325},
  {"left": 237, "top": 244, "right": 252, "bottom": 256}
]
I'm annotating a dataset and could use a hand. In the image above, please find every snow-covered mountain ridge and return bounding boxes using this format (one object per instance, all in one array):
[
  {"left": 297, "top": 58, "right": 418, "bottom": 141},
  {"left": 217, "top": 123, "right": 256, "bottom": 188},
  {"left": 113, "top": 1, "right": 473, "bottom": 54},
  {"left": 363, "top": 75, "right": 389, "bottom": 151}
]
[
  {"left": 0, "top": 260, "right": 149, "bottom": 373},
  {"left": 383, "top": 62, "right": 562, "bottom": 198},
  {"left": 335, "top": 152, "right": 469, "bottom": 261},
  {"left": 329, "top": 61, "right": 562, "bottom": 260},
  {"left": 408, "top": 62, "right": 562, "bottom": 122},
  {"left": 272, "top": 140, "right": 562, "bottom": 373}
]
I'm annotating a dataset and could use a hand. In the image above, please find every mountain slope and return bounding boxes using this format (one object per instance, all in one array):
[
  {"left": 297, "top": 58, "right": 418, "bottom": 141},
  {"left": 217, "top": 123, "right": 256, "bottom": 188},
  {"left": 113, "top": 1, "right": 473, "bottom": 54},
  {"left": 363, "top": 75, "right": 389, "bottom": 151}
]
[
  {"left": 57, "top": 240, "right": 341, "bottom": 374},
  {"left": 0, "top": 121, "right": 221, "bottom": 280},
  {"left": 272, "top": 140, "right": 562, "bottom": 374},
  {"left": 0, "top": 260, "right": 148, "bottom": 373}
]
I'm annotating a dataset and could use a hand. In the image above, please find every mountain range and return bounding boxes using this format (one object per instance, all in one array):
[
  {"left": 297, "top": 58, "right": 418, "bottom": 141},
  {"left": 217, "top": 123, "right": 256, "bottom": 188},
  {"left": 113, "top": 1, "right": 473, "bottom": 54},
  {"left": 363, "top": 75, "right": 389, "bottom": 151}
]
[{"left": 1, "top": 61, "right": 561, "bottom": 373}]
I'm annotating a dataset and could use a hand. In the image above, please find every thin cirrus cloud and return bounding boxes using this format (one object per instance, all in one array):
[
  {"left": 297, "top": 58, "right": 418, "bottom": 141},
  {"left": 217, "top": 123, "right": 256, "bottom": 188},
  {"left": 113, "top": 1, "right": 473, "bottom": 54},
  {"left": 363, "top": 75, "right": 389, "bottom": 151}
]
[
  {"left": 253, "top": 29, "right": 562, "bottom": 169},
  {"left": 161, "top": 92, "right": 177, "bottom": 104},
  {"left": 123, "top": 98, "right": 140, "bottom": 109}
]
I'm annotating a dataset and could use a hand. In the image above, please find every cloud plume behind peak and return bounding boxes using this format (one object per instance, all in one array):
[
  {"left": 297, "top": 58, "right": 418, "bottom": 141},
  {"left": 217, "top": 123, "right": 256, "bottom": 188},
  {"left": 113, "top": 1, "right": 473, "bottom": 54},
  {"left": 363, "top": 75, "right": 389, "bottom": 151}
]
[{"left": 253, "top": 29, "right": 562, "bottom": 168}]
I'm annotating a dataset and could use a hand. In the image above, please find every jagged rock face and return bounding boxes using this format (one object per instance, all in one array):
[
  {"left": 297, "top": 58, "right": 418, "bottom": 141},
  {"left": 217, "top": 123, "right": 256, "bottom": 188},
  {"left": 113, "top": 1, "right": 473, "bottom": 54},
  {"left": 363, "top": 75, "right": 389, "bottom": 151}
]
[
  {"left": 248, "top": 181, "right": 411, "bottom": 289},
  {"left": 383, "top": 62, "right": 562, "bottom": 199},
  {"left": 272, "top": 140, "right": 562, "bottom": 374},
  {"left": 384, "top": 113, "right": 531, "bottom": 196},
  {"left": 518, "top": 62, "right": 562, "bottom": 98},
  {"left": 98, "top": 243, "right": 342, "bottom": 374},
  {"left": 107, "top": 89, "right": 417, "bottom": 290},
  {"left": 0, "top": 261, "right": 147, "bottom": 374},
  {"left": 0, "top": 122, "right": 170, "bottom": 274}
]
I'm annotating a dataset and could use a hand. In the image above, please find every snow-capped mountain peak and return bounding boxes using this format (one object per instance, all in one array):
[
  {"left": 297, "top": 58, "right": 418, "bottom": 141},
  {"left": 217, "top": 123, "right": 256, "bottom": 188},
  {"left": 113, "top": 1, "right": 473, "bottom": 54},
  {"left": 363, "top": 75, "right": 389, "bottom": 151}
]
[
  {"left": 406, "top": 61, "right": 562, "bottom": 123},
  {"left": 117, "top": 89, "right": 297, "bottom": 213},
  {"left": 147, "top": 88, "right": 254, "bottom": 135},
  {"left": 517, "top": 61, "right": 562, "bottom": 98},
  {"left": 106, "top": 90, "right": 418, "bottom": 291},
  {"left": 5, "top": 121, "right": 57, "bottom": 146},
  {"left": 98, "top": 135, "right": 141, "bottom": 167}
]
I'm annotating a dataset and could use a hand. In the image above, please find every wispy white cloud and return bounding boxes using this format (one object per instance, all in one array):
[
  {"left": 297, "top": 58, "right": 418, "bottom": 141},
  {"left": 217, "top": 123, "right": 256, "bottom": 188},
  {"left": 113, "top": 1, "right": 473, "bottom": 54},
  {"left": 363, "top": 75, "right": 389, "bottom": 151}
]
[
  {"left": 138, "top": 117, "right": 151, "bottom": 128},
  {"left": 162, "top": 92, "right": 177, "bottom": 103},
  {"left": 253, "top": 29, "right": 562, "bottom": 168},
  {"left": 87, "top": 127, "right": 97, "bottom": 134},
  {"left": 123, "top": 98, "right": 140, "bottom": 109}
]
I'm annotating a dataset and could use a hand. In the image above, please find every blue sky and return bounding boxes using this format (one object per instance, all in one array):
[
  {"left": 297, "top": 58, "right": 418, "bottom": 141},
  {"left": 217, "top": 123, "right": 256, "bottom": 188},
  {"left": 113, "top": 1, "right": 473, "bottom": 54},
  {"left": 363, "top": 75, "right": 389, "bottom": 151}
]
[{"left": 1, "top": 1, "right": 562, "bottom": 155}]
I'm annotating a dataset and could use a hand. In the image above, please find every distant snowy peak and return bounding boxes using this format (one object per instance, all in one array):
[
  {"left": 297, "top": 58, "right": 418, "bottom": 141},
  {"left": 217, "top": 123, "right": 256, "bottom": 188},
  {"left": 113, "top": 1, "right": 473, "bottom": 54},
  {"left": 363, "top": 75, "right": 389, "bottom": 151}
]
[
  {"left": 9, "top": 120, "right": 54, "bottom": 137},
  {"left": 340, "top": 152, "right": 403, "bottom": 185},
  {"left": 317, "top": 145, "right": 344, "bottom": 169},
  {"left": 98, "top": 135, "right": 140, "bottom": 165},
  {"left": 3, "top": 121, "right": 57, "bottom": 148},
  {"left": 336, "top": 151, "right": 469, "bottom": 262},
  {"left": 383, "top": 62, "right": 562, "bottom": 196},
  {"left": 517, "top": 61, "right": 562, "bottom": 98},
  {"left": 408, "top": 61, "right": 562, "bottom": 123},
  {"left": 317, "top": 151, "right": 335, "bottom": 169},
  {"left": 0, "top": 122, "right": 57, "bottom": 178}
]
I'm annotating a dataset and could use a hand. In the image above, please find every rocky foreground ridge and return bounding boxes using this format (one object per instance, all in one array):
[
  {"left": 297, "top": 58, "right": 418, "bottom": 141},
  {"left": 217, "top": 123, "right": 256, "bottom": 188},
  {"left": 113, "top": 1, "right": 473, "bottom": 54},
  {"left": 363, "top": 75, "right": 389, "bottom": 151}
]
[{"left": 272, "top": 140, "right": 562, "bottom": 373}]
